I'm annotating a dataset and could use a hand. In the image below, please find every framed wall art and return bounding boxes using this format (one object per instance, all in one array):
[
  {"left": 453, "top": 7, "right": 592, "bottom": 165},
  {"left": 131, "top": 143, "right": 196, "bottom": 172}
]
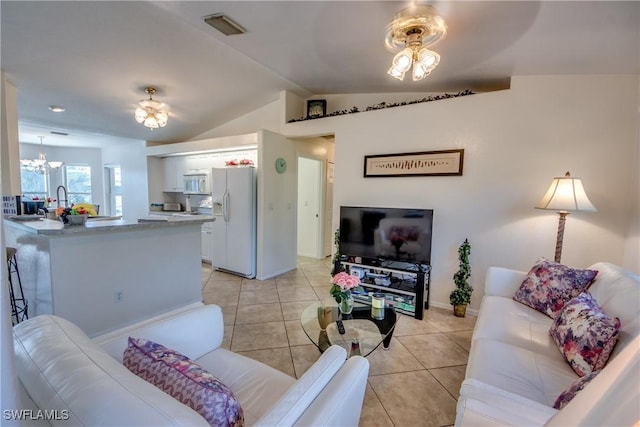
[
  {"left": 307, "top": 99, "right": 327, "bottom": 118},
  {"left": 364, "top": 149, "right": 464, "bottom": 177}
]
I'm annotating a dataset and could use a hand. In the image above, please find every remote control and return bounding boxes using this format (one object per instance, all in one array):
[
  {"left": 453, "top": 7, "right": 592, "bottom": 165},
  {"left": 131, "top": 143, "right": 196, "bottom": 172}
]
[{"left": 336, "top": 320, "right": 345, "bottom": 335}]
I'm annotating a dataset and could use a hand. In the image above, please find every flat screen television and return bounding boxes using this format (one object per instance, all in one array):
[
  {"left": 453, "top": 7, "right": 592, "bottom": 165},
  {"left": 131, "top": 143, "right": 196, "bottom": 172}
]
[{"left": 339, "top": 206, "right": 433, "bottom": 268}]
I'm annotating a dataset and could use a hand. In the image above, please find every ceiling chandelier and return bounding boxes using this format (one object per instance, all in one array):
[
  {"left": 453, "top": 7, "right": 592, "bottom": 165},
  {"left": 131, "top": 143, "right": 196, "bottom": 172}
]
[
  {"left": 134, "top": 87, "right": 169, "bottom": 130},
  {"left": 20, "top": 136, "right": 63, "bottom": 175},
  {"left": 385, "top": 4, "right": 447, "bottom": 82}
]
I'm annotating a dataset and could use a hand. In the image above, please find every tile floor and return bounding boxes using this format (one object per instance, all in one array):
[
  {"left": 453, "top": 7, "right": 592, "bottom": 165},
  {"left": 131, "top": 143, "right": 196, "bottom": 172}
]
[{"left": 201, "top": 257, "right": 476, "bottom": 427}]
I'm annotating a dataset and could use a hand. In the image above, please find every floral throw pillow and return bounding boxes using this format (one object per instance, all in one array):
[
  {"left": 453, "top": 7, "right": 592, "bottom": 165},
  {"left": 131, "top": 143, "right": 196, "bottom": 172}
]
[
  {"left": 553, "top": 370, "right": 600, "bottom": 409},
  {"left": 549, "top": 293, "right": 621, "bottom": 377},
  {"left": 513, "top": 258, "right": 598, "bottom": 318},
  {"left": 124, "top": 337, "right": 244, "bottom": 427}
]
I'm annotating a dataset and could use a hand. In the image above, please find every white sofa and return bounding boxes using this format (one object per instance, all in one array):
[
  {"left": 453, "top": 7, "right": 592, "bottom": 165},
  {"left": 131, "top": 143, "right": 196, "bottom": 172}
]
[
  {"left": 456, "top": 262, "right": 639, "bottom": 426},
  {"left": 13, "top": 303, "right": 370, "bottom": 426}
]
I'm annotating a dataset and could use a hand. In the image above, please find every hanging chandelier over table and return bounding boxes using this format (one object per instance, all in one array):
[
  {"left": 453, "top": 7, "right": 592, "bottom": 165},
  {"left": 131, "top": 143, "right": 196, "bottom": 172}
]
[
  {"left": 20, "top": 136, "right": 63, "bottom": 175},
  {"left": 385, "top": 5, "right": 447, "bottom": 82},
  {"left": 134, "top": 87, "right": 169, "bottom": 130}
]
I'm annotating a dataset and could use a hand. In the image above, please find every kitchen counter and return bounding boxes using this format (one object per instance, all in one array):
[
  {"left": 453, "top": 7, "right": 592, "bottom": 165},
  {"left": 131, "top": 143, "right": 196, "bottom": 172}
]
[
  {"left": 4, "top": 215, "right": 212, "bottom": 337},
  {"left": 5, "top": 215, "right": 214, "bottom": 236}
]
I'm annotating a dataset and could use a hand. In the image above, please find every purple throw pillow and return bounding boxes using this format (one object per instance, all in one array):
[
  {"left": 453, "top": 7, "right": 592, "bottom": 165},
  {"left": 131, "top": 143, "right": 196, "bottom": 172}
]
[
  {"left": 553, "top": 370, "right": 600, "bottom": 409},
  {"left": 513, "top": 258, "right": 598, "bottom": 318},
  {"left": 124, "top": 337, "right": 244, "bottom": 427},
  {"left": 549, "top": 293, "right": 621, "bottom": 377}
]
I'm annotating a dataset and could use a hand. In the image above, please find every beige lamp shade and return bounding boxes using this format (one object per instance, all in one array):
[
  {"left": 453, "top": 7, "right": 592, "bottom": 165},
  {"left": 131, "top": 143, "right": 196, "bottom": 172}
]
[
  {"left": 536, "top": 171, "right": 596, "bottom": 263},
  {"left": 536, "top": 172, "right": 597, "bottom": 213}
]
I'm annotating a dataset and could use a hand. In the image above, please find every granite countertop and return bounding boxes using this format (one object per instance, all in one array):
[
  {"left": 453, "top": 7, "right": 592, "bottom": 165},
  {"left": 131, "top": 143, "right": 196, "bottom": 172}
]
[{"left": 4, "top": 215, "right": 214, "bottom": 236}]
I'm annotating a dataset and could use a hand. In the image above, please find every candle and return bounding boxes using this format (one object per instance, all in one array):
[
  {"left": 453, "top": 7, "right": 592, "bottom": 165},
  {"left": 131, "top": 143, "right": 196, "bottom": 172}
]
[{"left": 371, "top": 293, "right": 385, "bottom": 320}]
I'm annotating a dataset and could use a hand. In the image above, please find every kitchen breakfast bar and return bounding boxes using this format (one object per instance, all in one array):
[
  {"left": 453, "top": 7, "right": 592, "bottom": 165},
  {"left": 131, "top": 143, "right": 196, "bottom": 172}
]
[{"left": 4, "top": 216, "right": 213, "bottom": 337}]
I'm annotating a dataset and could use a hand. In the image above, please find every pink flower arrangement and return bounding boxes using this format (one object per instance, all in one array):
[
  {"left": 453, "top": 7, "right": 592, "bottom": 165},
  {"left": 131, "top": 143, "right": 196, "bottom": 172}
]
[
  {"left": 332, "top": 272, "right": 360, "bottom": 290},
  {"left": 330, "top": 272, "right": 360, "bottom": 304},
  {"left": 226, "top": 159, "right": 254, "bottom": 167}
]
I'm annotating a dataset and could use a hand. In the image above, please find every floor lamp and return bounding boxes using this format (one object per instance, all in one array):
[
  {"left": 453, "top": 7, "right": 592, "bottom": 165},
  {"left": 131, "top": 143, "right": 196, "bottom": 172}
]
[{"left": 535, "top": 172, "right": 597, "bottom": 263}]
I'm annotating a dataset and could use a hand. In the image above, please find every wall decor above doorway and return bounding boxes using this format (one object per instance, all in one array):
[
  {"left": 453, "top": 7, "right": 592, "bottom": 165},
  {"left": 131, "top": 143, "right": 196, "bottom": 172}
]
[
  {"left": 307, "top": 99, "right": 327, "bottom": 118},
  {"left": 364, "top": 149, "right": 464, "bottom": 177}
]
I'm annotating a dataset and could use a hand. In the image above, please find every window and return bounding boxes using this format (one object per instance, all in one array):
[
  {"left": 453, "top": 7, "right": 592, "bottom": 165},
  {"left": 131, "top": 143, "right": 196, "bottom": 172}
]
[
  {"left": 64, "top": 165, "right": 92, "bottom": 204},
  {"left": 105, "top": 165, "right": 122, "bottom": 216},
  {"left": 20, "top": 167, "right": 48, "bottom": 200}
]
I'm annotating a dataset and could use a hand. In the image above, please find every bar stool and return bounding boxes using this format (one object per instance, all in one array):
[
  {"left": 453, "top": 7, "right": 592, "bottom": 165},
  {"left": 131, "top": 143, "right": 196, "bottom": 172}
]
[{"left": 6, "top": 247, "right": 28, "bottom": 325}]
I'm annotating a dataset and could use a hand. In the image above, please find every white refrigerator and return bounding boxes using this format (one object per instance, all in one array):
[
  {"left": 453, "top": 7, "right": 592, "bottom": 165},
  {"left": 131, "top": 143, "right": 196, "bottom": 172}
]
[{"left": 210, "top": 167, "right": 257, "bottom": 278}]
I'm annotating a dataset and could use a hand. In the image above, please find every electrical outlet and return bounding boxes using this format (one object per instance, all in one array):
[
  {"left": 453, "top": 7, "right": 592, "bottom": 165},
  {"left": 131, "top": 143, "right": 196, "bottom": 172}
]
[{"left": 114, "top": 290, "right": 124, "bottom": 303}]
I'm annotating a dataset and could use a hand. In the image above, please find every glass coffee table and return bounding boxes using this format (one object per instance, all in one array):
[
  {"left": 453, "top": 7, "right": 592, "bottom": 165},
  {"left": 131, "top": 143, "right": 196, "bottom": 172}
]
[{"left": 300, "top": 299, "right": 398, "bottom": 357}]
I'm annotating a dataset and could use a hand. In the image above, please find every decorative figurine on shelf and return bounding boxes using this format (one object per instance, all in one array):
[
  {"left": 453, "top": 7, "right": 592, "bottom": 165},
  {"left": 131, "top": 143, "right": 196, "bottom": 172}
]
[
  {"left": 331, "top": 272, "right": 360, "bottom": 315},
  {"left": 449, "top": 238, "right": 473, "bottom": 317}
]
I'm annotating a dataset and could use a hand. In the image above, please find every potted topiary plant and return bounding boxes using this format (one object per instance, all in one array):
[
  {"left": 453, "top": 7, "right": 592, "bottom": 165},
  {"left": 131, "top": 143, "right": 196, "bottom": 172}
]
[
  {"left": 330, "top": 228, "right": 341, "bottom": 276},
  {"left": 450, "top": 238, "right": 472, "bottom": 317}
]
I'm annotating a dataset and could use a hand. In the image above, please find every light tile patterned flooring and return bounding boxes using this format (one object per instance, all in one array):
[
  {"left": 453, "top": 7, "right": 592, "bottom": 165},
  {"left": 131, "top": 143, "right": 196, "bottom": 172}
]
[{"left": 201, "top": 257, "right": 476, "bottom": 427}]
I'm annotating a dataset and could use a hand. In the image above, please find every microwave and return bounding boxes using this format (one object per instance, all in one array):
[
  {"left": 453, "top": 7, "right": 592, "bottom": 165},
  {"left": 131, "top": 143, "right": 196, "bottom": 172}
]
[{"left": 183, "top": 173, "right": 209, "bottom": 195}]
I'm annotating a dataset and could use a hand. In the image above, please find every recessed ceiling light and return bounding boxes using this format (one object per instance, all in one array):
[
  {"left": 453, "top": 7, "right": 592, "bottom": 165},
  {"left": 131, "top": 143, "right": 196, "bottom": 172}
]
[
  {"left": 203, "top": 13, "right": 246, "bottom": 36},
  {"left": 48, "top": 105, "right": 66, "bottom": 113}
]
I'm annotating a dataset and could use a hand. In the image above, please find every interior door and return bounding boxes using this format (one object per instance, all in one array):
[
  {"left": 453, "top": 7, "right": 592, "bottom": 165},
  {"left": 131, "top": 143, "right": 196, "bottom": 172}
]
[{"left": 297, "top": 157, "right": 323, "bottom": 258}]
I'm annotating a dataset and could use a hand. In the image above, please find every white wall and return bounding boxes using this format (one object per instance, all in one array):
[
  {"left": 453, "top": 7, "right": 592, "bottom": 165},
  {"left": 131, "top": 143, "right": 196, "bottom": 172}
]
[
  {"left": 191, "top": 101, "right": 281, "bottom": 141},
  {"left": 102, "top": 140, "right": 149, "bottom": 222},
  {"left": 0, "top": 70, "right": 22, "bottom": 424},
  {"left": 257, "top": 129, "right": 297, "bottom": 279},
  {"left": 282, "top": 75, "right": 639, "bottom": 311},
  {"left": 622, "top": 75, "right": 640, "bottom": 272},
  {"left": 19, "top": 141, "right": 149, "bottom": 222},
  {"left": 19, "top": 144, "right": 104, "bottom": 207},
  {"left": 1, "top": 73, "right": 21, "bottom": 196}
]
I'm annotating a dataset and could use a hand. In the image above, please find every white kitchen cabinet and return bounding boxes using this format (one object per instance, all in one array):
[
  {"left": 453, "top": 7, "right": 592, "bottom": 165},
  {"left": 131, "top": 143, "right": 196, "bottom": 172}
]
[
  {"left": 162, "top": 156, "right": 187, "bottom": 192},
  {"left": 201, "top": 223, "right": 214, "bottom": 262},
  {"left": 186, "top": 153, "right": 223, "bottom": 171},
  {"left": 186, "top": 154, "right": 211, "bottom": 171},
  {"left": 162, "top": 151, "right": 257, "bottom": 193}
]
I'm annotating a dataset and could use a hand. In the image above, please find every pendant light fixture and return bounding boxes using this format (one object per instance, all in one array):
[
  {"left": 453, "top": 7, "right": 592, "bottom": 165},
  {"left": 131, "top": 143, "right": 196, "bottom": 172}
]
[
  {"left": 134, "top": 87, "right": 169, "bottom": 130},
  {"left": 385, "top": 5, "right": 447, "bottom": 82},
  {"left": 20, "top": 136, "right": 63, "bottom": 175}
]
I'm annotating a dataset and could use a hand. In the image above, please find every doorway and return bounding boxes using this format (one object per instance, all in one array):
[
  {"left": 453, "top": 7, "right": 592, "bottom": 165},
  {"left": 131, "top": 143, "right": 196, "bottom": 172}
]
[{"left": 297, "top": 157, "right": 324, "bottom": 259}]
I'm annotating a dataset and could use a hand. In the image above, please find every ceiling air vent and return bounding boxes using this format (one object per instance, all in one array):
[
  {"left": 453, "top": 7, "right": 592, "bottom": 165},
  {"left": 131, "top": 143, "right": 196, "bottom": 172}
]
[{"left": 203, "top": 14, "right": 246, "bottom": 36}]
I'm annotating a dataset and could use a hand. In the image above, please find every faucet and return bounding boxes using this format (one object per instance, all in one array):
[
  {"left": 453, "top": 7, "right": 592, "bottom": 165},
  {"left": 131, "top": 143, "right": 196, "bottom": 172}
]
[{"left": 56, "top": 185, "right": 68, "bottom": 208}]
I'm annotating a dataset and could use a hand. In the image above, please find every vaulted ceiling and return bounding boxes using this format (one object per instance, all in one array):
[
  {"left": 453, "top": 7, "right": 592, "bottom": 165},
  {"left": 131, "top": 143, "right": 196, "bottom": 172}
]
[{"left": 2, "top": 1, "right": 638, "bottom": 147}]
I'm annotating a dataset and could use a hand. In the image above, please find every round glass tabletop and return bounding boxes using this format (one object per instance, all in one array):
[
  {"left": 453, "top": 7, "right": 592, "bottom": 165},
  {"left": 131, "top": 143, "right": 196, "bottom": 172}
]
[{"left": 300, "top": 298, "right": 398, "bottom": 357}]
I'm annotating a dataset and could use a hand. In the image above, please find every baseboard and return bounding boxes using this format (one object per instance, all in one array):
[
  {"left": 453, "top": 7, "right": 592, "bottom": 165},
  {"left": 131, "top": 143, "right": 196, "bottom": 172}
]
[
  {"left": 428, "top": 300, "right": 479, "bottom": 316},
  {"left": 257, "top": 265, "right": 297, "bottom": 281}
]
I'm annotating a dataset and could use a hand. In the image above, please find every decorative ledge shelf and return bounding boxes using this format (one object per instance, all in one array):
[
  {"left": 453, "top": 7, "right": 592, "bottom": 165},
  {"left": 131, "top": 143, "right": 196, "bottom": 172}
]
[{"left": 287, "top": 89, "right": 475, "bottom": 123}]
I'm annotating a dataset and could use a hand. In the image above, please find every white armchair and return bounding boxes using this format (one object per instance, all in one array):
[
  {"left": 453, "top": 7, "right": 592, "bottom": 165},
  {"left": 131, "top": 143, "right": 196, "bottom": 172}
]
[{"left": 14, "top": 303, "right": 370, "bottom": 426}]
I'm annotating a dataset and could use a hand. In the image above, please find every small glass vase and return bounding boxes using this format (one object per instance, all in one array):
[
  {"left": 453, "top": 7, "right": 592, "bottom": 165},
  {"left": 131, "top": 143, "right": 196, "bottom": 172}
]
[{"left": 339, "top": 293, "right": 354, "bottom": 315}]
